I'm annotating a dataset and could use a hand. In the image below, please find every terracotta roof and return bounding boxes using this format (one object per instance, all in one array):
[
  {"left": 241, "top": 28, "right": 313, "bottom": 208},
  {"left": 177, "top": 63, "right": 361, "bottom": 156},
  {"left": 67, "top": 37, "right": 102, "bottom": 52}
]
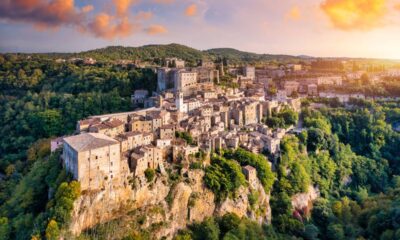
[
  {"left": 124, "top": 131, "right": 143, "bottom": 137},
  {"left": 63, "top": 133, "right": 118, "bottom": 152},
  {"left": 104, "top": 119, "right": 124, "bottom": 128},
  {"left": 79, "top": 118, "right": 100, "bottom": 126}
]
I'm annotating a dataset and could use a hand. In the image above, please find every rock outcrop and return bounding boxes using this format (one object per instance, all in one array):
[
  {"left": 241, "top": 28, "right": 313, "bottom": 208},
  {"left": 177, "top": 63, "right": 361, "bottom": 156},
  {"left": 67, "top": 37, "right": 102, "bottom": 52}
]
[
  {"left": 291, "top": 185, "right": 320, "bottom": 216},
  {"left": 68, "top": 168, "right": 272, "bottom": 239}
]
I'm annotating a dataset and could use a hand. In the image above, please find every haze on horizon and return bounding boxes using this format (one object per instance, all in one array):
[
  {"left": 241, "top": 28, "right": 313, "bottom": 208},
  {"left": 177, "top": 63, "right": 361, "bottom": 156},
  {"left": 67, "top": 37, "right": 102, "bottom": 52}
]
[{"left": 1, "top": 0, "right": 400, "bottom": 59}]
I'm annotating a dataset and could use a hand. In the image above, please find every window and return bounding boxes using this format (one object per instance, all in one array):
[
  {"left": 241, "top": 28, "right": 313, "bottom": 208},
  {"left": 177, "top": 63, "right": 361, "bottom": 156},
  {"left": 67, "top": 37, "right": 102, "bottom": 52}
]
[{"left": 111, "top": 162, "right": 113, "bottom": 166}]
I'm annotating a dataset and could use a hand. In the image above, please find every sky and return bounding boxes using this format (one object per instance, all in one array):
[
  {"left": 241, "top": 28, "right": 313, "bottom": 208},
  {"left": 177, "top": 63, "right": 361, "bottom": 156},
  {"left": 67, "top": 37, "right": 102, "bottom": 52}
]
[{"left": 1, "top": 0, "right": 400, "bottom": 59}]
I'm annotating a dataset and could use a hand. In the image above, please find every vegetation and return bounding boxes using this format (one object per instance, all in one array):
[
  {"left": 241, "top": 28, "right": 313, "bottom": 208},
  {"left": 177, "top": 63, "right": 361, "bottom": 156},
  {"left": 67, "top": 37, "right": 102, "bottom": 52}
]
[
  {"left": 175, "top": 131, "right": 194, "bottom": 145},
  {"left": 265, "top": 106, "right": 298, "bottom": 129},
  {"left": 0, "top": 54, "right": 156, "bottom": 239},
  {"left": 1, "top": 50, "right": 400, "bottom": 239},
  {"left": 144, "top": 168, "right": 155, "bottom": 182},
  {"left": 204, "top": 155, "right": 246, "bottom": 201},
  {"left": 224, "top": 149, "right": 275, "bottom": 193},
  {"left": 200, "top": 100, "right": 400, "bottom": 239}
]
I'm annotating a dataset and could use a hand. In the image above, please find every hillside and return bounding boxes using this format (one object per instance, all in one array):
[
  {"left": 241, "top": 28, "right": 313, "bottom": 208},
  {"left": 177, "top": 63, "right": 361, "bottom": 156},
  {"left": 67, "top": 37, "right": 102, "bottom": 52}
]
[
  {"left": 58, "top": 43, "right": 303, "bottom": 65},
  {"left": 205, "top": 48, "right": 301, "bottom": 64},
  {"left": 72, "top": 44, "right": 207, "bottom": 65}
]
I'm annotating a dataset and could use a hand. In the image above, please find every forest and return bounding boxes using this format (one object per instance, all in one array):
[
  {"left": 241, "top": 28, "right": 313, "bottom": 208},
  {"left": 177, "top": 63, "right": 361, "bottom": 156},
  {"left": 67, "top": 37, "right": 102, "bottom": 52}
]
[{"left": 0, "top": 54, "right": 157, "bottom": 239}]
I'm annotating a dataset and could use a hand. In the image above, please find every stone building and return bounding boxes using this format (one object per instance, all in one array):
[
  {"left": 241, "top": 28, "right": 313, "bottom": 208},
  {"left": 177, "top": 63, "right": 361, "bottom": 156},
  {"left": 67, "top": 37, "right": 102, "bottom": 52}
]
[
  {"left": 242, "top": 165, "right": 257, "bottom": 188},
  {"left": 88, "top": 119, "right": 125, "bottom": 138},
  {"left": 160, "top": 124, "right": 176, "bottom": 139},
  {"left": 130, "top": 145, "right": 164, "bottom": 176},
  {"left": 175, "top": 70, "right": 198, "bottom": 96},
  {"left": 131, "top": 90, "right": 149, "bottom": 104},
  {"left": 63, "top": 133, "right": 121, "bottom": 191}
]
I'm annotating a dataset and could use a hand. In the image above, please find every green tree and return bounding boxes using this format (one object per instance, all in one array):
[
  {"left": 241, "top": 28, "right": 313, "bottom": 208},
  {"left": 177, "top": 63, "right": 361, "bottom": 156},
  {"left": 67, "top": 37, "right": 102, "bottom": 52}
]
[
  {"left": 0, "top": 217, "right": 10, "bottom": 240},
  {"left": 191, "top": 217, "right": 220, "bottom": 240},
  {"left": 45, "top": 220, "right": 60, "bottom": 240}
]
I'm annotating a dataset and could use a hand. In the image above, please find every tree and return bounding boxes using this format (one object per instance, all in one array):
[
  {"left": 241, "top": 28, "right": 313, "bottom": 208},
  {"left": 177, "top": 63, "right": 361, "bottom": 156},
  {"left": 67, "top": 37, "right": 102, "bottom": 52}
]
[
  {"left": 30, "top": 110, "right": 62, "bottom": 137},
  {"left": 327, "top": 224, "right": 345, "bottom": 240},
  {"left": 304, "top": 224, "right": 319, "bottom": 240},
  {"left": 45, "top": 220, "right": 60, "bottom": 240},
  {"left": 190, "top": 217, "right": 220, "bottom": 240},
  {"left": 0, "top": 218, "right": 10, "bottom": 240},
  {"left": 219, "top": 213, "right": 241, "bottom": 235}
]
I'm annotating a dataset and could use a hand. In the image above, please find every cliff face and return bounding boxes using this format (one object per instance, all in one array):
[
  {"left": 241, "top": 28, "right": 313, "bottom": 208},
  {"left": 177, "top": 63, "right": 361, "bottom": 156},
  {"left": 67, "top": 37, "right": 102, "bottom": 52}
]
[
  {"left": 291, "top": 185, "right": 320, "bottom": 217},
  {"left": 68, "top": 169, "right": 271, "bottom": 239}
]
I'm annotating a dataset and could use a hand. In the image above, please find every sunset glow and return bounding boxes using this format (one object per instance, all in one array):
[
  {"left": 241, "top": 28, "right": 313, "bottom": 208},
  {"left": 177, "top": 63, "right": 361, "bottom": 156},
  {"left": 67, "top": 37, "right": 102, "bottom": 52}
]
[{"left": 1, "top": 0, "right": 400, "bottom": 58}]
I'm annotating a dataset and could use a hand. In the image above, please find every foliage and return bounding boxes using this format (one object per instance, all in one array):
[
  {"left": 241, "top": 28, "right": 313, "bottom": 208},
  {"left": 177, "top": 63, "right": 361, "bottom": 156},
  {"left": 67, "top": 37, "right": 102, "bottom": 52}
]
[
  {"left": 45, "top": 219, "right": 60, "bottom": 240},
  {"left": 204, "top": 155, "right": 246, "bottom": 201},
  {"left": 49, "top": 180, "right": 81, "bottom": 225},
  {"left": 175, "top": 131, "right": 194, "bottom": 145},
  {"left": 0, "top": 217, "right": 10, "bottom": 240},
  {"left": 224, "top": 149, "right": 275, "bottom": 193},
  {"left": 177, "top": 213, "right": 285, "bottom": 240},
  {"left": 265, "top": 107, "right": 298, "bottom": 129},
  {"left": 144, "top": 168, "right": 155, "bottom": 182}
]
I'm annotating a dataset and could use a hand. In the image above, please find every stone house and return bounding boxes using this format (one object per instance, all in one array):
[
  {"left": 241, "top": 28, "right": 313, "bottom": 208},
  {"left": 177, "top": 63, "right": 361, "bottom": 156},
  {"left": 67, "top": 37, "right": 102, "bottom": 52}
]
[
  {"left": 242, "top": 165, "right": 257, "bottom": 188},
  {"left": 63, "top": 133, "right": 121, "bottom": 191}
]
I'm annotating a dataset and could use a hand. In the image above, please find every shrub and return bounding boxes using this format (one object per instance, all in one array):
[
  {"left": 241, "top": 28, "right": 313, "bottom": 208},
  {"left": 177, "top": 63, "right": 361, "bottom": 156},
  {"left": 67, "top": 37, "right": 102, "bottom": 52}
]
[
  {"left": 204, "top": 156, "right": 246, "bottom": 201},
  {"left": 144, "top": 168, "right": 155, "bottom": 182}
]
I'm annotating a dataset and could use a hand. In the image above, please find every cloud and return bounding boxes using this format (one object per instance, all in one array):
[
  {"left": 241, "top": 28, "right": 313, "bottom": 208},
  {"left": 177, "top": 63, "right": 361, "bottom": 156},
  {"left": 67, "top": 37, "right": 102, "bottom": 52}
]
[
  {"left": 135, "top": 11, "right": 153, "bottom": 21},
  {"left": 85, "top": 13, "right": 137, "bottom": 39},
  {"left": 286, "top": 6, "right": 301, "bottom": 20},
  {"left": 113, "top": 0, "right": 137, "bottom": 17},
  {"left": 153, "top": 0, "right": 175, "bottom": 4},
  {"left": 321, "top": 0, "right": 387, "bottom": 30},
  {"left": 0, "top": 0, "right": 83, "bottom": 28},
  {"left": 82, "top": 5, "right": 94, "bottom": 13},
  {"left": 145, "top": 24, "right": 168, "bottom": 35},
  {"left": 185, "top": 4, "right": 198, "bottom": 17}
]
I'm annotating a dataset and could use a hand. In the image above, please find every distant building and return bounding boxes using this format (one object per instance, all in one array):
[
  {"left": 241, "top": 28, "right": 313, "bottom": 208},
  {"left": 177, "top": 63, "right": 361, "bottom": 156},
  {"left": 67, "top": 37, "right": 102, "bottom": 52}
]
[
  {"left": 317, "top": 76, "right": 343, "bottom": 86},
  {"left": 287, "top": 64, "right": 302, "bottom": 71},
  {"left": 132, "top": 90, "right": 149, "bottom": 104},
  {"left": 311, "top": 59, "right": 344, "bottom": 72},
  {"left": 200, "top": 60, "right": 215, "bottom": 69},
  {"left": 157, "top": 68, "right": 177, "bottom": 92},
  {"left": 284, "top": 81, "right": 300, "bottom": 96},
  {"left": 243, "top": 66, "right": 256, "bottom": 80},
  {"left": 307, "top": 84, "right": 318, "bottom": 96},
  {"left": 165, "top": 58, "right": 185, "bottom": 68},
  {"left": 175, "top": 70, "right": 198, "bottom": 96}
]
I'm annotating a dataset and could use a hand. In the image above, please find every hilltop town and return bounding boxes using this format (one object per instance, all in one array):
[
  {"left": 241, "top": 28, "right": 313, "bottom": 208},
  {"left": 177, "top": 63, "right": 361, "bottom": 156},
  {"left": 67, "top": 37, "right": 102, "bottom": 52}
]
[
  {"left": 57, "top": 56, "right": 400, "bottom": 195},
  {"left": 59, "top": 58, "right": 302, "bottom": 194}
]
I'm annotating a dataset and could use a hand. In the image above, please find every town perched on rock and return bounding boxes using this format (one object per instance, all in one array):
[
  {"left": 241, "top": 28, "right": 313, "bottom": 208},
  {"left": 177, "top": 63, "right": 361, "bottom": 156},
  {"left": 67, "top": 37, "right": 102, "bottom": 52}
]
[
  {"left": 30, "top": 53, "right": 397, "bottom": 239},
  {"left": 61, "top": 60, "right": 302, "bottom": 193}
]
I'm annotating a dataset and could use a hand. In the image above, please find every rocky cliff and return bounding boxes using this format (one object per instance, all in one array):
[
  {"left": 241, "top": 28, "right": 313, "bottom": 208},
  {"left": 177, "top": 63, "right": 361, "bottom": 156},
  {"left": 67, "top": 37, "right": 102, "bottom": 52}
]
[{"left": 68, "top": 168, "right": 272, "bottom": 239}]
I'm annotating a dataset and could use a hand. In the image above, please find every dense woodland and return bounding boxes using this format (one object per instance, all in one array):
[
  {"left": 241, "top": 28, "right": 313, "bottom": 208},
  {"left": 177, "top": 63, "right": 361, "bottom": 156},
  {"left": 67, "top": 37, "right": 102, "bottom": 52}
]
[
  {"left": 23, "top": 43, "right": 304, "bottom": 66},
  {"left": 0, "top": 54, "right": 157, "bottom": 239},
  {"left": 0, "top": 51, "right": 400, "bottom": 239}
]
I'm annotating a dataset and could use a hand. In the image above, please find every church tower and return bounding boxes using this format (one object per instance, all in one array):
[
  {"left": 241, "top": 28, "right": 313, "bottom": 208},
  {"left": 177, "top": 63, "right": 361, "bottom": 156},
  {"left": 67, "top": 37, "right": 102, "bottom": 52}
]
[{"left": 175, "top": 91, "right": 184, "bottom": 112}]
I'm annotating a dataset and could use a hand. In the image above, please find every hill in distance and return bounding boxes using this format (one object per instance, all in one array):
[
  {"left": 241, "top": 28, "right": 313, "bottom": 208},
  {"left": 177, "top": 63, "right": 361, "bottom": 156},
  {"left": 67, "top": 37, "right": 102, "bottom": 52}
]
[{"left": 68, "top": 43, "right": 307, "bottom": 64}]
